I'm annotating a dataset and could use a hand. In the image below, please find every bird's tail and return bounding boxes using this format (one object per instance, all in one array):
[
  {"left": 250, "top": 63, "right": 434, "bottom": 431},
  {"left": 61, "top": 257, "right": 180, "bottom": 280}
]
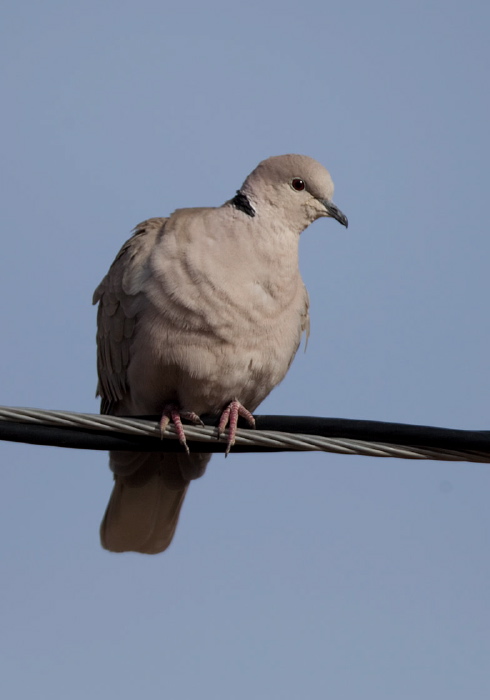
[{"left": 100, "top": 451, "right": 210, "bottom": 554}]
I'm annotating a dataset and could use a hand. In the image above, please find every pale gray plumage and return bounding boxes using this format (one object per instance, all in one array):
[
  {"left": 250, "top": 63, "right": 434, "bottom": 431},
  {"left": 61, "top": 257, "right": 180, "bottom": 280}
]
[{"left": 94, "top": 154, "right": 347, "bottom": 554}]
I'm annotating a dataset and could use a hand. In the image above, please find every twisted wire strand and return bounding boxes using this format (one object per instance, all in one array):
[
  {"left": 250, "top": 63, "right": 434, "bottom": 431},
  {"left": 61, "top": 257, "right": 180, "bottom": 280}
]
[{"left": 1, "top": 405, "right": 490, "bottom": 463}]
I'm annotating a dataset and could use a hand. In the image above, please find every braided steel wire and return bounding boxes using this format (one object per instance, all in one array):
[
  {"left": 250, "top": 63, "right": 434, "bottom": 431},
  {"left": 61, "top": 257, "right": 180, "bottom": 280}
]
[{"left": 1, "top": 406, "right": 489, "bottom": 463}]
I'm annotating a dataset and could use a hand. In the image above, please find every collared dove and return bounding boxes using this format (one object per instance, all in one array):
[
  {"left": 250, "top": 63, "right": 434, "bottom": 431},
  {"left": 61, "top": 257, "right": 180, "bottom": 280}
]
[{"left": 94, "top": 154, "right": 348, "bottom": 554}]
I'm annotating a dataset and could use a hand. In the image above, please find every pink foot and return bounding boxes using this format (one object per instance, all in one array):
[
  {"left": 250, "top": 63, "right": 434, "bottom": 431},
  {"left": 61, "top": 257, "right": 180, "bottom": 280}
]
[
  {"left": 218, "top": 400, "right": 256, "bottom": 456},
  {"left": 159, "top": 403, "right": 204, "bottom": 454}
]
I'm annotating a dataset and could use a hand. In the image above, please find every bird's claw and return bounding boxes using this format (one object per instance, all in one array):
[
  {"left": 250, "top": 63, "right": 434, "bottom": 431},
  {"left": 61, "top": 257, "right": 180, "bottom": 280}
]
[
  {"left": 159, "top": 404, "right": 204, "bottom": 454},
  {"left": 218, "top": 400, "right": 256, "bottom": 456}
]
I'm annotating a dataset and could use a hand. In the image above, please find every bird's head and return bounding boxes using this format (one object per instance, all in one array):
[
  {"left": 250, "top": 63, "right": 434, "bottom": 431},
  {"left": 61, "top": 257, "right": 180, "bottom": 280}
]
[{"left": 237, "top": 154, "right": 348, "bottom": 233}]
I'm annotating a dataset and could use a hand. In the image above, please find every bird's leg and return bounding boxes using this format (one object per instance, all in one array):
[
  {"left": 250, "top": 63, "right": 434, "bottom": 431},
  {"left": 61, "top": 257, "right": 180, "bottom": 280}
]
[
  {"left": 159, "top": 403, "right": 204, "bottom": 454},
  {"left": 218, "top": 399, "right": 256, "bottom": 456}
]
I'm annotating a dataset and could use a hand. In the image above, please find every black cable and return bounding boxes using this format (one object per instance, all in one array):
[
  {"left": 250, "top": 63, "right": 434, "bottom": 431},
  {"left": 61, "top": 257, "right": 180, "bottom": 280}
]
[{"left": 1, "top": 414, "right": 490, "bottom": 455}]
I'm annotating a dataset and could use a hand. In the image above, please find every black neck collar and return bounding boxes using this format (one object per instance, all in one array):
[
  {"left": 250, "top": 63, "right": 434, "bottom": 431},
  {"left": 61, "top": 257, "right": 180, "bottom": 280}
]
[{"left": 231, "top": 190, "right": 256, "bottom": 217}]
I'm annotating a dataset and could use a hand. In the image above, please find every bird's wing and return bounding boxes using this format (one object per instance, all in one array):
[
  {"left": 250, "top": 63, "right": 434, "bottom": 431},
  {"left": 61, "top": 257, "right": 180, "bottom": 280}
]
[{"left": 93, "top": 217, "right": 166, "bottom": 414}]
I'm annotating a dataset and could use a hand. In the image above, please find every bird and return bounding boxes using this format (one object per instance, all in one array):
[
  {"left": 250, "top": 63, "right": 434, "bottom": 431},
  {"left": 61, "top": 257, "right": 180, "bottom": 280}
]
[{"left": 94, "top": 154, "right": 348, "bottom": 554}]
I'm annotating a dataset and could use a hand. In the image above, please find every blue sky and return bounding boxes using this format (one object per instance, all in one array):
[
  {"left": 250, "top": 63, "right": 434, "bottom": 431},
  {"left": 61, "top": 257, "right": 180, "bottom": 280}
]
[{"left": 1, "top": 1, "right": 489, "bottom": 697}]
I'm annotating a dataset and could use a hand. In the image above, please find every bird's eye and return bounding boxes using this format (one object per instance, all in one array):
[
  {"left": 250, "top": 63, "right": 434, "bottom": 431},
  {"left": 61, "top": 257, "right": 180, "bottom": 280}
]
[{"left": 291, "top": 178, "right": 306, "bottom": 192}]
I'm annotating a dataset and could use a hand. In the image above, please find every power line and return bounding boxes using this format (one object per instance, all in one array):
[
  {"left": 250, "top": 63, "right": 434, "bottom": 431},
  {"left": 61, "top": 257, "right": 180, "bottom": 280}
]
[{"left": 1, "top": 406, "right": 489, "bottom": 462}]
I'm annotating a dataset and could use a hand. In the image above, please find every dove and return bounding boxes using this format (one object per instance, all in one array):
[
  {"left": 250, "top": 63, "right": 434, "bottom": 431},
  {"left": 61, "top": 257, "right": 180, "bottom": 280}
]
[{"left": 94, "top": 154, "right": 348, "bottom": 554}]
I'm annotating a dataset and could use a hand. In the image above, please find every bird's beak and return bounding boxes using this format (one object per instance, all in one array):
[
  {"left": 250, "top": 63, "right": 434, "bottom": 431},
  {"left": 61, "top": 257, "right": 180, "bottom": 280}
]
[{"left": 321, "top": 199, "right": 348, "bottom": 228}]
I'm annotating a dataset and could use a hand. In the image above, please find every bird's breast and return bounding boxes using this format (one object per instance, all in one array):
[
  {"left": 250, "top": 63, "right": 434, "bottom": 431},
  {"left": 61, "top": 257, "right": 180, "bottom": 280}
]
[{"left": 129, "top": 227, "right": 306, "bottom": 413}]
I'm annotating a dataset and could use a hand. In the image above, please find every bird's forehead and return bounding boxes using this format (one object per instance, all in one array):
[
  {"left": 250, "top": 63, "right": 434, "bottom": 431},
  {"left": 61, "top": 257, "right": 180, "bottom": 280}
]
[{"left": 246, "top": 154, "right": 334, "bottom": 197}]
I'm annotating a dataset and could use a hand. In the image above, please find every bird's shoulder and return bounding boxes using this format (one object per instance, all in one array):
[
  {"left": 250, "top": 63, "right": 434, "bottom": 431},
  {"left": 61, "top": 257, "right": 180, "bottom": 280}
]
[{"left": 93, "top": 217, "right": 167, "bottom": 304}]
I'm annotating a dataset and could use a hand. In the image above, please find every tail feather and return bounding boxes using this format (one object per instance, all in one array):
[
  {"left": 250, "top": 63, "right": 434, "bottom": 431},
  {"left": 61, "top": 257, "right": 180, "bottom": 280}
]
[{"left": 100, "top": 451, "right": 210, "bottom": 554}]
